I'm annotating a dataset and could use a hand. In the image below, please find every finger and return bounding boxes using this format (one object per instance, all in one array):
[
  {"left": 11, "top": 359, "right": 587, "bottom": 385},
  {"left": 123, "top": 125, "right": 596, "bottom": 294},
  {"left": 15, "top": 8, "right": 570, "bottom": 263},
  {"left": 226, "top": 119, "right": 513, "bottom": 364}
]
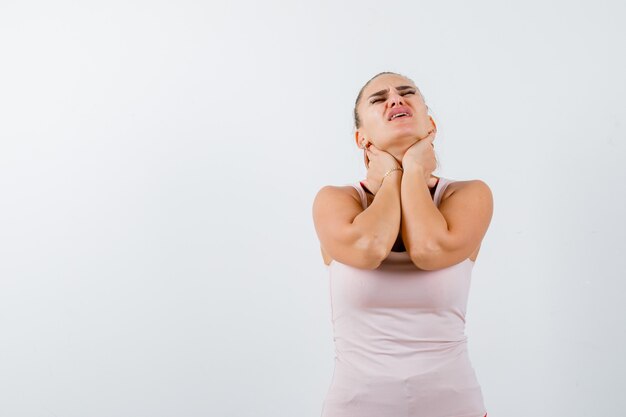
[{"left": 416, "top": 131, "right": 435, "bottom": 145}]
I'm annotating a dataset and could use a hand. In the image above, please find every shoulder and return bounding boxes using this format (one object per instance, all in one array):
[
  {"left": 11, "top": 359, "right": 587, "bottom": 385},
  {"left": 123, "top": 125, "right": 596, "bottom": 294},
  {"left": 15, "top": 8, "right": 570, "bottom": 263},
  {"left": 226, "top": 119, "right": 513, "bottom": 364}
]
[
  {"left": 313, "top": 184, "right": 363, "bottom": 214},
  {"left": 314, "top": 184, "right": 361, "bottom": 203},
  {"left": 441, "top": 178, "right": 492, "bottom": 204}
]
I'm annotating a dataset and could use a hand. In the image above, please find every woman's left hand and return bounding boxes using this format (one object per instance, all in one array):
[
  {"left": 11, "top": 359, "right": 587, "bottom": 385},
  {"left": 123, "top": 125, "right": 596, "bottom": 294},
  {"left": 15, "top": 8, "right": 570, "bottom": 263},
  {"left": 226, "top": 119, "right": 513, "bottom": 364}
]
[{"left": 402, "top": 129, "right": 438, "bottom": 188}]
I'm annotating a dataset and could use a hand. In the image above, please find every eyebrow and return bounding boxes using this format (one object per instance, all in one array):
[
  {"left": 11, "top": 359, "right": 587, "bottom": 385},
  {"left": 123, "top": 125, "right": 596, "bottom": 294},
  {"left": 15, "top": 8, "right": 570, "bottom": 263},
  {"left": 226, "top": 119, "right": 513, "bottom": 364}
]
[{"left": 368, "top": 85, "right": 416, "bottom": 100}]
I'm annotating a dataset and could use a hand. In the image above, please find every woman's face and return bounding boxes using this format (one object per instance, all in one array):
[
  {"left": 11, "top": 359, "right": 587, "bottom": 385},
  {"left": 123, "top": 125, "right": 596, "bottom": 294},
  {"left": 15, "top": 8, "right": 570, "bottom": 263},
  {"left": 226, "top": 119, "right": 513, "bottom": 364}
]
[{"left": 355, "top": 74, "right": 435, "bottom": 157}]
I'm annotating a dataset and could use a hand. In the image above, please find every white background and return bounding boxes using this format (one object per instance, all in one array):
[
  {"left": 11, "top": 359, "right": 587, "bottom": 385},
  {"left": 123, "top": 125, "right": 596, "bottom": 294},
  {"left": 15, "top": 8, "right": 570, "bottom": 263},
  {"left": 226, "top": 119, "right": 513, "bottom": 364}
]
[{"left": 1, "top": 1, "right": 625, "bottom": 416}]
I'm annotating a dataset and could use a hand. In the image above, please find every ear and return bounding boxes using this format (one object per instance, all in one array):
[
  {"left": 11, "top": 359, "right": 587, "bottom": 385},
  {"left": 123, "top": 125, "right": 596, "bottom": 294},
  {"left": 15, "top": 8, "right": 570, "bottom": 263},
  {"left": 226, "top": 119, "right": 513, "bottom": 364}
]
[{"left": 354, "top": 130, "right": 365, "bottom": 148}]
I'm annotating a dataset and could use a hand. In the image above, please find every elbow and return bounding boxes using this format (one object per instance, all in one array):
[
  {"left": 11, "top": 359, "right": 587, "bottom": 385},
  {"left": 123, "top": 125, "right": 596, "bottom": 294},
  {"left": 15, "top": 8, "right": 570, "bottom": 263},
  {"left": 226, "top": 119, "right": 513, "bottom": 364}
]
[
  {"left": 361, "top": 236, "right": 387, "bottom": 270},
  {"left": 409, "top": 239, "right": 440, "bottom": 271},
  {"left": 409, "top": 252, "right": 434, "bottom": 270},
  {"left": 410, "top": 253, "right": 430, "bottom": 271}
]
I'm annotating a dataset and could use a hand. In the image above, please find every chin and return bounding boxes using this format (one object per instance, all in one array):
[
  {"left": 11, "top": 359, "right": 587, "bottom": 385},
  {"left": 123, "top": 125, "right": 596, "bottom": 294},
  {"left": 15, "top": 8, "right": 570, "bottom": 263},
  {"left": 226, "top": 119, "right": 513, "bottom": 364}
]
[{"left": 387, "top": 133, "right": 419, "bottom": 147}]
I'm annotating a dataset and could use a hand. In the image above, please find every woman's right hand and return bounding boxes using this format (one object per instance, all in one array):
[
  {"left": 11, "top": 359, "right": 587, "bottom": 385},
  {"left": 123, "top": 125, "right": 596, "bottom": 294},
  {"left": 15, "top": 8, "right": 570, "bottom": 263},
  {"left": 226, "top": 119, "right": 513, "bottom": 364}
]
[{"left": 363, "top": 143, "right": 402, "bottom": 195}]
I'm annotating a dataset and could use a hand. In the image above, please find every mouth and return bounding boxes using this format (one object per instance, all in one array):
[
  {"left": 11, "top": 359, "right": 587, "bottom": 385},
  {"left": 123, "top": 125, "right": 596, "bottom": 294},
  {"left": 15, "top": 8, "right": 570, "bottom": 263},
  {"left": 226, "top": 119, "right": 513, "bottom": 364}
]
[
  {"left": 387, "top": 106, "right": 413, "bottom": 121},
  {"left": 388, "top": 112, "right": 411, "bottom": 121}
]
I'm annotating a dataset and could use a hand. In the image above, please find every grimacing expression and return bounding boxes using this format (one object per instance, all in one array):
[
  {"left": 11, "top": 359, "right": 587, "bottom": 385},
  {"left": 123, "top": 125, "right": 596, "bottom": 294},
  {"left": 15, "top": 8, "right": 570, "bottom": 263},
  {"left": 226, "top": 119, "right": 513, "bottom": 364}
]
[{"left": 356, "top": 74, "right": 435, "bottom": 153}]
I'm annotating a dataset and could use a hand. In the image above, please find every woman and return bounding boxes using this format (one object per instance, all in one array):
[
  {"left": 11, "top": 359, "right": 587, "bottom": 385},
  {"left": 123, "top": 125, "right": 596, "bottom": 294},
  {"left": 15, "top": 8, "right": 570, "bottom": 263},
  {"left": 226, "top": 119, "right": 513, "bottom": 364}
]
[{"left": 312, "top": 71, "right": 493, "bottom": 417}]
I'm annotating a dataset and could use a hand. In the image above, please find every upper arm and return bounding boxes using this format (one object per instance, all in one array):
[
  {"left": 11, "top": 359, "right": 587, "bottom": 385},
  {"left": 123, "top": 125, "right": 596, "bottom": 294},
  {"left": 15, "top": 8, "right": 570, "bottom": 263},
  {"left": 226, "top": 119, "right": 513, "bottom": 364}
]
[
  {"left": 312, "top": 186, "right": 382, "bottom": 270},
  {"left": 417, "top": 180, "right": 493, "bottom": 270}
]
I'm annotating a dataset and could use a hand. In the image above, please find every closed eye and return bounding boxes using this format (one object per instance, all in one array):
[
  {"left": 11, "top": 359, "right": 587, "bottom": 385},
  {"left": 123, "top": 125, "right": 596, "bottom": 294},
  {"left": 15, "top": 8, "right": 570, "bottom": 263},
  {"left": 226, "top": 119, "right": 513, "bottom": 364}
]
[{"left": 369, "top": 90, "right": 415, "bottom": 104}]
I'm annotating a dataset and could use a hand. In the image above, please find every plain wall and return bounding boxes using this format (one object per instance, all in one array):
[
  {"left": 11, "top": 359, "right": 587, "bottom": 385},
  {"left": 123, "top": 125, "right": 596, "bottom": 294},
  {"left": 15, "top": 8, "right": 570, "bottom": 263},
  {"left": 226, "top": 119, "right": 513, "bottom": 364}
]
[{"left": 1, "top": 0, "right": 625, "bottom": 416}]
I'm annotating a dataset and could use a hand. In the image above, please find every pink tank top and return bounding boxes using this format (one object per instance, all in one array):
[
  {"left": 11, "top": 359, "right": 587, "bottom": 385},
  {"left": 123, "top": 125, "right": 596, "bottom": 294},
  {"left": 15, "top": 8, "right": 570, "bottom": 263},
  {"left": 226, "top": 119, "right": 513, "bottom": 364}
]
[{"left": 321, "top": 177, "right": 487, "bottom": 417}]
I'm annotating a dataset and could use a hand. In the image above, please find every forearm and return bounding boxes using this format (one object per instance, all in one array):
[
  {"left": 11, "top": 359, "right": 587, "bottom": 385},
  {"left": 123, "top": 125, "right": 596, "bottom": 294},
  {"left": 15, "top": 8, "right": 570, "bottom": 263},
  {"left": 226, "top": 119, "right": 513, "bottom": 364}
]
[
  {"left": 400, "top": 164, "right": 448, "bottom": 260},
  {"left": 353, "top": 171, "right": 403, "bottom": 258}
]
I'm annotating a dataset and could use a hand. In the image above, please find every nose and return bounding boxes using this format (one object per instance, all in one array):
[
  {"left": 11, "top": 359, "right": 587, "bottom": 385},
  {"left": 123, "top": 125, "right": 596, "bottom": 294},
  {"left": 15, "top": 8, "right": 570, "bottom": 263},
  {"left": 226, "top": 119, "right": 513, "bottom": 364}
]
[{"left": 387, "top": 91, "right": 405, "bottom": 107}]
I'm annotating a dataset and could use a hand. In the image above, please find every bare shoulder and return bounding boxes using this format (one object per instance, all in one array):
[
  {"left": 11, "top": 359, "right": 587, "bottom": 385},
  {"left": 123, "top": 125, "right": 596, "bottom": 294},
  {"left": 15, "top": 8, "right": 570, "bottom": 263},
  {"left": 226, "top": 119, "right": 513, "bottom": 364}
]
[
  {"left": 441, "top": 178, "right": 493, "bottom": 204},
  {"left": 314, "top": 184, "right": 362, "bottom": 205}
]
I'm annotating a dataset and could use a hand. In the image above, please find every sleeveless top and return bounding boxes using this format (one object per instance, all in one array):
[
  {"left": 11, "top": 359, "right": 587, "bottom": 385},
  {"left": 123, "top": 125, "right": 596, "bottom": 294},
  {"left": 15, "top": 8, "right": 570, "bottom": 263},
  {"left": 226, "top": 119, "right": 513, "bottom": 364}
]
[{"left": 321, "top": 177, "right": 487, "bottom": 417}]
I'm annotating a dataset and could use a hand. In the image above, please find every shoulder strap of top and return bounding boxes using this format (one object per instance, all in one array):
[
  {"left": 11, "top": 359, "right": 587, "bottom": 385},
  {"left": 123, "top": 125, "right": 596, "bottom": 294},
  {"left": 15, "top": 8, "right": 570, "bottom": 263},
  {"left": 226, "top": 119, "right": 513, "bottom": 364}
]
[
  {"left": 434, "top": 177, "right": 454, "bottom": 207},
  {"left": 350, "top": 177, "right": 455, "bottom": 210},
  {"left": 350, "top": 182, "right": 368, "bottom": 209}
]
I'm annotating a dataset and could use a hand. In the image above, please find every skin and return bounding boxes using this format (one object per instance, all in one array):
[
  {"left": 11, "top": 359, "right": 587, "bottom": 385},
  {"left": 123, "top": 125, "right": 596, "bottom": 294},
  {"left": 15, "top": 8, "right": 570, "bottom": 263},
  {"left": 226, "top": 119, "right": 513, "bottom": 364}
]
[
  {"left": 320, "top": 73, "right": 493, "bottom": 267},
  {"left": 355, "top": 73, "right": 437, "bottom": 193}
]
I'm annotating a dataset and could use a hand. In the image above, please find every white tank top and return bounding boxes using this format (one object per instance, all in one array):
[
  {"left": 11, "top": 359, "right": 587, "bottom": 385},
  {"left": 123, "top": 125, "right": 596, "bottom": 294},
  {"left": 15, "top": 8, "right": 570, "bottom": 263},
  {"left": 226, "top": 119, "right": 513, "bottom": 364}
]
[{"left": 321, "top": 177, "right": 487, "bottom": 417}]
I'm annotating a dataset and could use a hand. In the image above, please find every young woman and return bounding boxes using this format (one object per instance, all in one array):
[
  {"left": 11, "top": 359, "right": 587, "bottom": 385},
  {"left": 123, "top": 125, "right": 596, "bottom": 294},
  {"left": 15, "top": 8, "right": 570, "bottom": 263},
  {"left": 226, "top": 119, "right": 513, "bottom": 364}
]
[{"left": 312, "top": 72, "right": 493, "bottom": 417}]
